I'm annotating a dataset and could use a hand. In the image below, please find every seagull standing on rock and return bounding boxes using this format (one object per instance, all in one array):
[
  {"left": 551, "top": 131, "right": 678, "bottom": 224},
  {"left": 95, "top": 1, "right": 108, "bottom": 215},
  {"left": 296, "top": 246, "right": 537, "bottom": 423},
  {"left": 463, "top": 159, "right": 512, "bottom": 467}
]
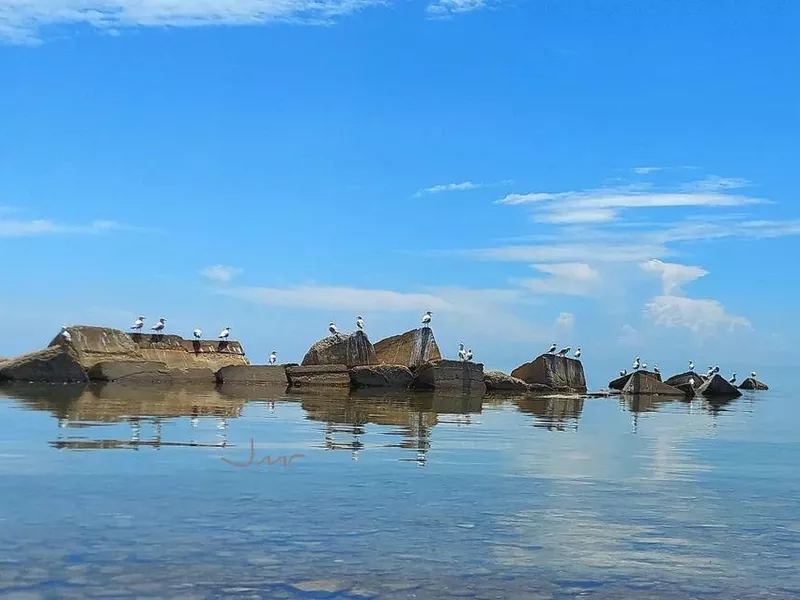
[
  {"left": 329, "top": 322, "right": 339, "bottom": 336},
  {"left": 633, "top": 357, "right": 641, "bottom": 370},
  {"left": 465, "top": 348, "right": 473, "bottom": 362},
  {"left": 557, "top": 346, "right": 571, "bottom": 356},
  {"left": 654, "top": 364, "right": 660, "bottom": 375},
  {"left": 193, "top": 328, "right": 202, "bottom": 340},
  {"left": 729, "top": 373, "right": 737, "bottom": 384},
  {"left": 61, "top": 326, "right": 71, "bottom": 342},
  {"left": 356, "top": 316, "right": 364, "bottom": 331},
  {"left": 619, "top": 369, "right": 628, "bottom": 377},
  {"left": 458, "top": 343, "right": 466, "bottom": 361},
  {"left": 151, "top": 318, "right": 166, "bottom": 333},
  {"left": 642, "top": 362, "right": 648, "bottom": 371},
  {"left": 689, "top": 360, "right": 695, "bottom": 372},
  {"left": 269, "top": 351, "right": 277, "bottom": 365},
  {"left": 131, "top": 316, "right": 145, "bottom": 332},
  {"left": 574, "top": 348, "right": 582, "bottom": 359},
  {"left": 750, "top": 371, "right": 758, "bottom": 379},
  {"left": 422, "top": 311, "right": 432, "bottom": 327},
  {"left": 219, "top": 327, "right": 231, "bottom": 340},
  {"left": 548, "top": 342, "right": 557, "bottom": 354}
]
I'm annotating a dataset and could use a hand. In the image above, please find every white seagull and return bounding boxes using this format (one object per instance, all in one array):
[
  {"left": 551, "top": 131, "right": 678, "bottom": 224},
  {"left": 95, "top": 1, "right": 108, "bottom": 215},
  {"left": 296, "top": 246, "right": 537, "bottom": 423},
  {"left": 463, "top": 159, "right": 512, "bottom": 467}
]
[
  {"left": 219, "top": 326, "right": 231, "bottom": 340},
  {"left": 642, "top": 362, "right": 648, "bottom": 371},
  {"left": 689, "top": 360, "right": 695, "bottom": 372},
  {"left": 574, "top": 348, "right": 582, "bottom": 359},
  {"left": 548, "top": 342, "right": 557, "bottom": 354},
  {"left": 458, "top": 343, "right": 466, "bottom": 361},
  {"left": 654, "top": 363, "right": 660, "bottom": 374},
  {"left": 706, "top": 367, "right": 714, "bottom": 378},
  {"left": 356, "top": 316, "right": 364, "bottom": 331},
  {"left": 750, "top": 371, "right": 757, "bottom": 379},
  {"left": 633, "top": 357, "right": 641, "bottom": 370},
  {"left": 729, "top": 373, "right": 737, "bottom": 384},
  {"left": 713, "top": 365, "right": 720, "bottom": 374},
  {"left": 465, "top": 348, "right": 473, "bottom": 361},
  {"left": 422, "top": 311, "right": 432, "bottom": 327},
  {"left": 60, "top": 326, "right": 71, "bottom": 342},
  {"left": 557, "top": 346, "right": 571, "bottom": 356},
  {"left": 689, "top": 377, "right": 696, "bottom": 387},
  {"left": 269, "top": 351, "right": 277, "bottom": 365},
  {"left": 131, "top": 316, "right": 145, "bottom": 332},
  {"left": 329, "top": 322, "right": 339, "bottom": 336},
  {"left": 151, "top": 317, "right": 166, "bottom": 333},
  {"left": 619, "top": 369, "right": 628, "bottom": 377},
  {"left": 193, "top": 328, "right": 202, "bottom": 340}
]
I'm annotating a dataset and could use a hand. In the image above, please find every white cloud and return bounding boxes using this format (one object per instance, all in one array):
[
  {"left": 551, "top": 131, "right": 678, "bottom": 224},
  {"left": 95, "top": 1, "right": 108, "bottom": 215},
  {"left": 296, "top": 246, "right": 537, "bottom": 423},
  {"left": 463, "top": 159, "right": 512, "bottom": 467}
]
[
  {"left": 632, "top": 166, "right": 663, "bottom": 175},
  {"left": 534, "top": 208, "right": 618, "bottom": 224},
  {"left": 201, "top": 265, "right": 243, "bottom": 283},
  {"left": 0, "top": 218, "right": 120, "bottom": 237},
  {"left": 618, "top": 324, "right": 642, "bottom": 347},
  {"left": 520, "top": 262, "right": 599, "bottom": 296},
  {"left": 426, "top": 0, "right": 490, "bottom": 16},
  {"left": 554, "top": 312, "right": 574, "bottom": 328},
  {"left": 415, "top": 180, "right": 512, "bottom": 197},
  {"left": 472, "top": 242, "right": 668, "bottom": 263},
  {"left": 640, "top": 259, "right": 708, "bottom": 295},
  {"left": 0, "top": 0, "right": 388, "bottom": 43},
  {"left": 644, "top": 295, "right": 750, "bottom": 335},
  {"left": 683, "top": 175, "right": 751, "bottom": 192}
]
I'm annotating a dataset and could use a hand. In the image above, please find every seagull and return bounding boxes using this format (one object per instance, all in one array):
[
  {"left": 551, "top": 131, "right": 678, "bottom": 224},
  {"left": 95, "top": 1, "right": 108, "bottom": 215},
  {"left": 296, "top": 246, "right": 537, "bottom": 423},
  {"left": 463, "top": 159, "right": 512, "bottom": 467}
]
[
  {"left": 633, "top": 357, "right": 640, "bottom": 370},
  {"left": 458, "top": 343, "right": 466, "bottom": 361},
  {"left": 422, "top": 311, "right": 432, "bottom": 327},
  {"left": 131, "top": 316, "right": 145, "bottom": 332},
  {"left": 465, "top": 348, "right": 473, "bottom": 361},
  {"left": 193, "top": 328, "right": 202, "bottom": 340},
  {"left": 219, "top": 326, "right": 231, "bottom": 340},
  {"left": 642, "top": 362, "right": 648, "bottom": 371},
  {"left": 557, "top": 346, "right": 571, "bottom": 356},
  {"left": 269, "top": 351, "right": 277, "bottom": 365},
  {"left": 619, "top": 369, "right": 628, "bottom": 377},
  {"left": 548, "top": 342, "right": 557, "bottom": 354},
  {"left": 356, "top": 316, "right": 364, "bottom": 331},
  {"left": 689, "top": 377, "right": 695, "bottom": 387},
  {"left": 654, "top": 363, "right": 660, "bottom": 374},
  {"left": 750, "top": 371, "right": 757, "bottom": 379},
  {"left": 60, "top": 326, "right": 71, "bottom": 342},
  {"left": 329, "top": 322, "right": 339, "bottom": 336},
  {"left": 574, "top": 348, "right": 582, "bottom": 359},
  {"left": 706, "top": 367, "right": 714, "bottom": 378},
  {"left": 713, "top": 366, "right": 720, "bottom": 374},
  {"left": 151, "top": 318, "right": 166, "bottom": 333},
  {"left": 689, "top": 360, "right": 695, "bottom": 372},
  {"left": 729, "top": 373, "right": 737, "bottom": 384}
]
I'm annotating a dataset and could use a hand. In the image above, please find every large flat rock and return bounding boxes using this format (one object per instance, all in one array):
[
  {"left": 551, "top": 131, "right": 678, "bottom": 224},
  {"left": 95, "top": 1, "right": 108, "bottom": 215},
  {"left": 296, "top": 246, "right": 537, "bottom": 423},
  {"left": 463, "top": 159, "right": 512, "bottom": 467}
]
[
  {"left": 350, "top": 365, "right": 413, "bottom": 389},
  {"left": 609, "top": 370, "right": 661, "bottom": 391},
  {"left": 696, "top": 374, "right": 742, "bottom": 398},
  {"left": 621, "top": 371, "right": 685, "bottom": 396},
  {"left": 738, "top": 377, "right": 769, "bottom": 391},
  {"left": 301, "top": 330, "right": 378, "bottom": 368},
  {"left": 373, "top": 328, "right": 442, "bottom": 370},
  {"left": 216, "top": 364, "right": 289, "bottom": 386},
  {"left": 0, "top": 346, "right": 88, "bottom": 384},
  {"left": 87, "top": 361, "right": 172, "bottom": 383},
  {"left": 512, "top": 354, "right": 587, "bottom": 392},
  {"left": 287, "top": 364, "right": 351, "bottom": 387},
  {"left": 412, "top": 359, "right": 485, "bottom": 393}
]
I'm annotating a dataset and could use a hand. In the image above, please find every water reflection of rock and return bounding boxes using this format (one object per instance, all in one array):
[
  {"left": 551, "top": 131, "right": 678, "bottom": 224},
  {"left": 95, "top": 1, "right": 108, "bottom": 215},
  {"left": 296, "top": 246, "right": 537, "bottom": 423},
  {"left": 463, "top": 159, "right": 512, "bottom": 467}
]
[
  {"left": 622, "top": 393, "right": 679, "bottom": 414},
  {"left": 515, "top": 395, "right": 585, "bottom": 431},
  {"left": 297, "top": 391, "right": 483, "bottom": 465}
]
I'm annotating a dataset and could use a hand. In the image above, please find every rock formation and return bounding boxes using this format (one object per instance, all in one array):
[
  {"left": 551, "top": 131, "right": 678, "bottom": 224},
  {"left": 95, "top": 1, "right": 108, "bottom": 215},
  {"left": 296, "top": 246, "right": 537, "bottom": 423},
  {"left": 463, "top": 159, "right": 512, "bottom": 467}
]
[
  {"left": 287, "top": 364, "right": 351, "bottom": 387},
  {"left": 412, "top": 359, "right": 485, "bottom": 393},
  {"left": 621, "top": 371, "right": 685, "bottom": 396},
  {"left": 512, "top": 354, "right": 587, "bottom": 392},
  {"left": 216, "top": 364, "right": 290, "bottom": 386},
  {"left": 350, "top": 365, "right": 414, "bottom": 389},
  {"left": 738, "top": 377, "right": 769, "bottom": 391},
  {"left": 695, "top": 374, "right": 742, "bottom": 398},
  {"left": 484, "top": 370, "right": 550, "bottom": 393},
  {"left": 0, "top": 346, "right": 88, "bottom": 384},
  {"left": 609, "top": 370, "right": 661, "bottom": 391},
  {"left": 301, "top": 330, "right": 377, "bottom": 368},
  {"left": 87, "top": 361, "right": 172, "bottom": 384},
  {"left": 373, "top": 328, "right": 442, "bottom": 370},
  {"left": 664, "top": 371, "right": 706, "bottom": 388}
]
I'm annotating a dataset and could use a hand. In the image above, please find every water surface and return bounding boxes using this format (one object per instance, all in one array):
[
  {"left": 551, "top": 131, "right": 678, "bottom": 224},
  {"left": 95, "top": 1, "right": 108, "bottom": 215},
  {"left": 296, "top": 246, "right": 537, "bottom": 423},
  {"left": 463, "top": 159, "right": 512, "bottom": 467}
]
[{"left": 1, "top": 381, "right": 798, "bottom": 599}]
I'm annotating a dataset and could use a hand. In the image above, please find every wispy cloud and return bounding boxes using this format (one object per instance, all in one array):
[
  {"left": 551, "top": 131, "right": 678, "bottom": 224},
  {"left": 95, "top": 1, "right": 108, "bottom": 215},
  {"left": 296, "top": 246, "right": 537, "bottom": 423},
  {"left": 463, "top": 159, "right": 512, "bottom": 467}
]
[
  {"left": 632, "top": 166, "right": 663, "bottom": 175},
  {"left": 554, "top": 312, "right": 574, "bottom": 328},
  {"left": 519, "top": 262, "right": 600, "bottom": 296},
  {"left": 426, "top": 0, "right": 492, "bottom": 17},
  {"left": 415, "top": 179, "right": 511, "bottom": 197},
  {"left": 640, "top": 259, "right": 708, "bottom": 296},
  {"left": 0, "top": 218, "right": 121, "bottom": 238},
  {"left": 471, "top": 242, "right": 669, "bottom": 264},
  {"left": 201, "top": 265, "right": 243, "bottom": 283}
]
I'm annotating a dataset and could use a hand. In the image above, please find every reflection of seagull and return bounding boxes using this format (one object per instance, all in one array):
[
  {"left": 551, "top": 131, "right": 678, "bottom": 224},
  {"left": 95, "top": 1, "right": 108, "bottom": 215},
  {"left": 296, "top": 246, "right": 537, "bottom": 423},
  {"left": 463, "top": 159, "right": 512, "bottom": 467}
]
[
  {"left": 61, "top": 326, "right": 72, "bottom": 342},
  {"left": 548, "top": 342, "right": 557, "bottom": 354},
  {"left": 219, "top": 327, "right": 231, "bottom": 340},
  {"left": 422, "top": 311, "right": 432, "bottom": 327},
  {"left": 356, "top": 316, "right": 364, "bottom": 331},
  {"left": 329, "top": 322, "right": 339, "bottom": 336},
  {"left": 458, "top": 343, "right": 466, "bottom": 361},
  {"left": 193, "top": 328, "right": 202, "bottom": 339},
  {"left": 729, "top": 373, "right": 737, "bottom": 384},
  {"left": 151, "top": 317, "right": 166, "bottom": 332},
  {"left": 269, "top": 351, "right": 277, "bottom": 364},
  {"left": 465, "top": 348, "right": 473, "bottom": 361},
  {"left": 131, "top": 316, "right": 145, "bottom": 332},
  {"left": 574, "top": 348, "right": 582, "bottom": 359},
  {"left": 689, "top": 360, "right": 695, "bottom": 371},
  {"left": 557, "top": 346, "right": 571, "bottom": 356},
  {"left": 633, "top": 357, "right": 640, "bottom": 370}
]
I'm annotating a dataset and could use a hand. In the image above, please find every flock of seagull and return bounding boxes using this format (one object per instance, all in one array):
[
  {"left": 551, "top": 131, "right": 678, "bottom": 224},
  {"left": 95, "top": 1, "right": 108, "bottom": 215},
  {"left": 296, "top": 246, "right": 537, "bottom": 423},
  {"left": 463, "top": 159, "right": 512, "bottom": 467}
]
[
  {"left": 619, "top": 357, "right": 757, "bottom": 386},
  {"left": 546, "top": 342, "right": 582, "bottom": 359}
]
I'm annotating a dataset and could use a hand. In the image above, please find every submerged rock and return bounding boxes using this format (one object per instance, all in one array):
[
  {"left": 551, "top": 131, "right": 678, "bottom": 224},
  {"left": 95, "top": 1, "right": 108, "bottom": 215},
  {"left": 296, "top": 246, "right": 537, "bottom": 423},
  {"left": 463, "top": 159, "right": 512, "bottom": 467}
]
[
  {"left": 287, "top": 364, "right": 351, "bottom": 387},
  {"left": 609, "top": 370, "right": 661, "bottom": 391},
  {"left": 373, "top": 327, "right": 442, "bottom": 370},
  {"left": 664, "top": 371, "right": 706, "bottom": 388},
  {"left": 621, "top": 371, "right": 685, "bottom": 396},
  {"left": 0, "top": 346, "right": 88, "bottom": 384},
  {"left": 512, "top": 354, "right": 587, "bottom": 392},
  {"left": 484, "top": 370, "right": 548, "bottom": 393},
  {"left": 350, "top": 365, "right": 413, "bottom": 389},
  {"left": 738, "top": 377, "right": 769, "bottom": 391},
  {"left": 695, "top": 374, "right": 742, "bottom": 398},
  {"left": 412, "top": 359, "right": 485, "bottom": 393},
  {"left": 301, "top": 330, "right": 377, "bottom": 368},
  {"left": 87, "top": 361, "right": 171, "bottom": 383},
  {"left": 216, "top": 364, "right": 289, "bottom": 386}
]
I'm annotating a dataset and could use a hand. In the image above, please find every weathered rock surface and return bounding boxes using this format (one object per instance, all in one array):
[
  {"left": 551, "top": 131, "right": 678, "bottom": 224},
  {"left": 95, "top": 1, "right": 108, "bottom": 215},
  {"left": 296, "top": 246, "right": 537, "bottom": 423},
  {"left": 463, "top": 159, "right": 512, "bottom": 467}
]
[
  {"left": 621, "top": 371, "right": 685, "bottom": 396},
  {"left": 695, "top": 374, "right": 742, "bottom": 398},
  {"left": 287, "top": 364, "right": 351, "bottom": 387},
  {"left": 373, "top": 328, "right": 442, "bottom": 370},
  {"left": 675, "top": 382, "right": 696, "bottom": 397},
  {"left": 301, "top": 330, "right": 377, "bottom": 368},
  {"left": 512, "top": 354, "right": 587, "bottom": 392},
  {"left": 412, "top": 359, "right": 485, "bottom": 393},
  {"left": 0, "top": 346, "right": 88, "bottom": 383},
  {"left": 664, "top": 371, "right": 706, "bottom": 388},
  {"left": 87, "top": 361, "right": 172, "bottom": 383},
  {"left": 484, "top": 370, "right": 548, "bottom": 393},
  {"left": 216, "top": 364, "right": 289, "bottom": 386},
  {"left": 609, "top": 370, "right": 661, "bottom": 391},
  {"left": 169, "top": 368, "right": 217, "bottom": 383},
  {"left": 350, "top": 365, "right": 414, "bottom": 389},
  {"left": 739, "top": 377, "right": 769, "bottom": 391},
  {"left": 47, "top": 325, "right": 249, "bottom": 371}
]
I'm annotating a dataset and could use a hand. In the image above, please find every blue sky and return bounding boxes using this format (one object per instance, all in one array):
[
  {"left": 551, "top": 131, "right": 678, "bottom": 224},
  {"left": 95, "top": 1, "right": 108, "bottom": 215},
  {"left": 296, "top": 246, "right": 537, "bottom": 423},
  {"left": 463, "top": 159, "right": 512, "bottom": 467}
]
[{"left": 1, "top": 0, "right": 798, "bottom": 386}]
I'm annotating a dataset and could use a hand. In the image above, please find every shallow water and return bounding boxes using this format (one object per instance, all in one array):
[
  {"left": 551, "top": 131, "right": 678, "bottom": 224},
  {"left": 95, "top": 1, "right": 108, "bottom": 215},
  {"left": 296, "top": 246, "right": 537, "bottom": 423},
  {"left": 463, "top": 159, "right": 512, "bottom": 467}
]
[{"left": 0, "top": 380, "right": 798, "bottom": 599}]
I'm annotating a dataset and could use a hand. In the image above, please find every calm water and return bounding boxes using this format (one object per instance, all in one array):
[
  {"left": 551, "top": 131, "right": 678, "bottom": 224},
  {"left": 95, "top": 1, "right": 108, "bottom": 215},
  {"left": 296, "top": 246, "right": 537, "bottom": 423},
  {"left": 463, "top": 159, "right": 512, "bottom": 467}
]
[{"left": 0, "top": 380, "right": 798, "bottom": 600}]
